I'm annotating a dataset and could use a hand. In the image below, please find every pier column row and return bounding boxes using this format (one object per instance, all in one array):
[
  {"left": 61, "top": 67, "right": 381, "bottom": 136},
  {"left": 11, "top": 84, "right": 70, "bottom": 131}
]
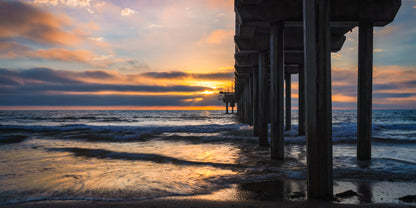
[
  {"left": 253, "top": 67, "right": 260, "bottom": 136},
  {"left": 270, "top": 22, "right": 285, "bottom": 159},
  {"left": 248, "top": 74, "right": 253, "bottom": 125},
  {"left": 357, "top": 21, "right": 374, "bottom": 161},
  {"left": 303, "top": 0, "right": 333, "bottom": 200},
  {"left": 285, "top": 72, "right": 292, "bottom": 131},
  {"left": 258, "top": 51, "right": 269, "bottom": 146},
  {"left": 298, "top": 65, "right": 306, "bottom": 136}
]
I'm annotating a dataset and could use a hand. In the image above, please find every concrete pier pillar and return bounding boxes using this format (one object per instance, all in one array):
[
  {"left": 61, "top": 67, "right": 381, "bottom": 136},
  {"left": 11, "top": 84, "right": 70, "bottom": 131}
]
[
  {"left": 357, "top": 21, "right": 374, "bottom": 161},
  {"left": 270, "top": 22, "right": 285, "bottom": 159},
  {"left": 258, "top": 51, "right": 269, "bottom": 147},
  {"left": 248, "top": 74, "right": 253, "bottom": 125},
  {"left": 299, "top": 65, "right": 306, "bottom": 136},
  {"left": 285, "top": 72, "right": 292, "bottom": 131},
  {"left": 238, "top": 99, "right": 242, "bottom": 119},
  {"left": 303, "top": 0, "right": 333, "bottom": 200},
  {"left": 226, "top": 102, "right": 229, "bottom": 114},
  {"left": 253, "top": 68, "right": 260, "bottom": 136},
  {"left": 244, "top": 84, "right": 250, "bottom": 124}
]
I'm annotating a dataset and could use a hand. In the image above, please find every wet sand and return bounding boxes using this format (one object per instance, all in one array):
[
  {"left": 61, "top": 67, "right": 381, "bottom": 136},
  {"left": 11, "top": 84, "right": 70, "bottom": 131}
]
[
  {"left": 2, "top": 179, "right": 415, "bottom": 208},
  {"left": 0, "top": 199, "right": 413, "bottom": 208}
]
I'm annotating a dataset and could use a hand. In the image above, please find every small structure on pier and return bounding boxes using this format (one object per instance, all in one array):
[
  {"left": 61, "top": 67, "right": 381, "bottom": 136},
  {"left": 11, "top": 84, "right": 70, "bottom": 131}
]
[
  {"left": 219, "top": 91, "right": 236, "bottom": 114},
  {"left": 233, "top": 0, "right": 401, "bottom": 200}
]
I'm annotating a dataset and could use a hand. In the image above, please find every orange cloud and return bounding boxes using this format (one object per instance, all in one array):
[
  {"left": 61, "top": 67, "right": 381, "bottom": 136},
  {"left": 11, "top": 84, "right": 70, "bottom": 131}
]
[
  {"left": 182, "top": 98, "right": 204, "bottom": 102},
  {"left": 332, "top": 94, "right": 356, "bottom": 103},
  {"left": 204, "top": 0, "right": 234, "bottom": 9},
  {"left": 374, "top": 65, "right": 416, "bottom": 84},
  {"left": 203, "top": 29, "right": 234, "bottom": 44},
  {"left": 0, "top": 42, "right": 31, "bottom": 58},
  {"left": 26, "top": 48, "right": 96, "bottom": 63},
  {"left": 0, "top": 1, "right": 82, "bottom": 46},
  {"left": 0, "top": 46, "right": 113, "bottom": 68}
]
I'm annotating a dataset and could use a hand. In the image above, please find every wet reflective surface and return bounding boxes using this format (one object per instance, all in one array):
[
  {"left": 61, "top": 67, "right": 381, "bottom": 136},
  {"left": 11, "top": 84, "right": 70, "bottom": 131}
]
[{"left": 1, "top": 110, "right": 416, "bottom": 205}]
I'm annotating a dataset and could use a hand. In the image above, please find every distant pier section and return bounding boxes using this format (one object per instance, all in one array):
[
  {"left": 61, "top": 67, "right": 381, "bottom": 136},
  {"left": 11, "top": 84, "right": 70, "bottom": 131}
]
[
  {"left": 232, "top": 0, "right": 401, "bottom": 200},
  {"left": 219, "top": 91, "right": 236, "bottom": 114}
]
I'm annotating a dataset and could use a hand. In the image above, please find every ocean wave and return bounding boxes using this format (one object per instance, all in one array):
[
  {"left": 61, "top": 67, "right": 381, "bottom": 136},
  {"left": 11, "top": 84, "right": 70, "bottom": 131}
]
[
  {"left": 375, "top": 123, "right": 416, "bottom": 131},
  {"left": 333, "top": 156, "right": 416, "bottom": 181},
  {"left": 0, "top": 124, "right": 244, "bottom": 142}
]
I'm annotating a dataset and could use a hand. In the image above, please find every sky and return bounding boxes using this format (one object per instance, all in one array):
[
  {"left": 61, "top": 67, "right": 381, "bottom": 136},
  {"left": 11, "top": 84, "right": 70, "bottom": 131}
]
[{"left": 0, "top": 0, "right": 415, "bottom": 110}]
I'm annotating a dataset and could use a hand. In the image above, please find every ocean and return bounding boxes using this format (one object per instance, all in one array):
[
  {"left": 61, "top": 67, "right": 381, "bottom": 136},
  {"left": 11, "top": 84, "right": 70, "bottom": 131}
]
[{"left": 0, "top": 110, "right": 415, "bottom": 205}]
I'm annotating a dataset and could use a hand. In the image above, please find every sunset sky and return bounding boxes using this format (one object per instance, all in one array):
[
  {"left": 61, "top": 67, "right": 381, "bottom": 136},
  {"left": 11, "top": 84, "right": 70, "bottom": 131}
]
[{"left": 0, "top": 0, "right": 415, "bottom": 110}]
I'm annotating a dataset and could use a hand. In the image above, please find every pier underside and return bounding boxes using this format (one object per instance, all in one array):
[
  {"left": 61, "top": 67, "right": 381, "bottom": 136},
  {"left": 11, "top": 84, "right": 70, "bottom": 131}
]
[{"left": 232, "top": 0, "right": 401, "bottom": 200}]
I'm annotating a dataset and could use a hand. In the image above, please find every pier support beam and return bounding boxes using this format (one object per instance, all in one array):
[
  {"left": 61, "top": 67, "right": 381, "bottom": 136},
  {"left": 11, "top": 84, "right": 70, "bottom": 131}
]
[
  {"left": 253, "top": 68, "right": 260, "bottom": 136},
  {"left": 299, "top": 65, "right": 306, "bottom": 136},
  {"left": 226, "top": 102, "right": 229, "bottom": 114},
  {"left": 259, "top": 51, "right": 269, "bottom": 146},
  {"left": 245, "top": 83, "right": 250, "bottom": 124},
  {"left": 285, "top": 72, "right": 292, "bottom": 131},
  {"left": 270, "top": 22, "right": 285, "bottom": 159},
  {"left": 303, "top": 0, "right": 333, "bottom": 200},
  {"left": 248, "top": 75, "right": 253, "bottom": 125},
  {"left": 357, "top": 21, "right": 374, "bottom": 161}
]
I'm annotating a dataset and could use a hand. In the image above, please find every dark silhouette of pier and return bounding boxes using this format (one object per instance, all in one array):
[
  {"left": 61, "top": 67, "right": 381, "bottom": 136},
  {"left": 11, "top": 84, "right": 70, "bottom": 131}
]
[{"left": 229, "top": 0, "right": 401, "bottom": 200}]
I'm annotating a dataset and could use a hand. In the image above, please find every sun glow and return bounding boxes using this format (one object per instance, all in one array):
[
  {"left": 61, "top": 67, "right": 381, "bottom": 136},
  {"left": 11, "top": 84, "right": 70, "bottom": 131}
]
[{"left": 200, "top": 90, "right": 216, "bottom": 95}]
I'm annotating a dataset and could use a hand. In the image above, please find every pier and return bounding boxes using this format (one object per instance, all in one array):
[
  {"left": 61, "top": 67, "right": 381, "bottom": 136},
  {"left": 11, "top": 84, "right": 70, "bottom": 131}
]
[
  {"left": 219, "top": 91, "right": 236, "bottom": 114},
  {"left": 232, "top": 0, "right": 401, "bottom": 200}
]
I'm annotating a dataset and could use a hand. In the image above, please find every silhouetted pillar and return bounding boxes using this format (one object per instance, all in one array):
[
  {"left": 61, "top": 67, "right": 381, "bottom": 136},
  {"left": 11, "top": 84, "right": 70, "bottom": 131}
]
[
  {"left": 270, "top": 22, "right": 284, "bottom": 159},
  {"left": 299, "top": 65, "right": 305, "bottom": 136},
  {"left": 285, "top": 72, "right": 292, "bottom": 131},
  {"left": 253, "top": 68, "right": 260, "bottom": 136},
  {"left": 238, "top": 99, "right": 242, "bottom": 118},
  {"left": 258, "top": 51, "right": 269, "bottom": 146},
  {"left": 232, "top": 105, "right": 234, "bottom": 114},
  {"left": 357, "top": 21, "right": 373, "bottom": 161},
  {"left": 248, "top": 74, "right": 253, "bottom": 125},
  {"left": 226, "top": 102, "right": 229, "bottom": 114},
  {"left": 303, "top": 0, "right": 333, "bottom": 200},
  {"left": 244, "top": 83, "right": 249, "bottom": 124}
]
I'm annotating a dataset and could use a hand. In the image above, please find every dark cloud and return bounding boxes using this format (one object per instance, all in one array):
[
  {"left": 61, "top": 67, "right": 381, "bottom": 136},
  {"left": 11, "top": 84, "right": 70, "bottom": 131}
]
[
  {"left": 0, "top": 68, "right": 120, "bottom": 86},
  {"left": 193, "top": 72, "right": 233, "bottom": 80},
  {"left": 0, "top": 68, "right": 213, "bottom": 94},
  {"left": 140, "top": 71, "right": 234, "bottom": 81},
  {"left": 114, "top": 59, "right": 150, "bottom": 73},
  {"left": 374, "top": 84, "right": 399, "bottom": 90},
  {"left": 400, "top": 80, "right": 416, "bottom": 87},
  {"left": 0, "top": 83, "right": 212, "bottom": 94},
  {"left": 141, "top": 71, "right": 189, "bottom": 79},
  {"left": 0, "top": 68, "right": 223, "bottom": 107},
  {"left": 81, "top": 70, "right": 115, "bottom": 79},
  {"left": 374, "top": 93, "right": 416, "bottom": 98},
  {"left": 20, "top": 67, "right": 82, "bottom": 84},
  {"left": 0, "top": 94, "right": 221, "bottom": 106}
]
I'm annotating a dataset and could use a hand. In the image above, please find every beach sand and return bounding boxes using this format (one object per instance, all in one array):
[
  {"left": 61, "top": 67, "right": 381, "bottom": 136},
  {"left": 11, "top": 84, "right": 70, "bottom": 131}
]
[
  {"left": 1, "top": 197, "right": 413, "bottom": 208},
  {"left": 2, "top": 180, "right": 415, "bottom": 208}
]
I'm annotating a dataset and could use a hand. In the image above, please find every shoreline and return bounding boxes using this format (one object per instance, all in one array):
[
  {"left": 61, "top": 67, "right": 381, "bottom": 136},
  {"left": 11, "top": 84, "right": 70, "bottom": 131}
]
[{"left": 2, "top": 179, "right": 415, "bottom": 208}]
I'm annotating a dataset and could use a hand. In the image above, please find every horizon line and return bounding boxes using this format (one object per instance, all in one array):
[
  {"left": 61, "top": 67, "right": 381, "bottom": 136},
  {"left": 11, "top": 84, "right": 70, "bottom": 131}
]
[
  {"left": 0, "top": 106, "right": 228, "bottom": 111},
  {"left": 0, "top": 106, "right": 414, "bottom": 111}
]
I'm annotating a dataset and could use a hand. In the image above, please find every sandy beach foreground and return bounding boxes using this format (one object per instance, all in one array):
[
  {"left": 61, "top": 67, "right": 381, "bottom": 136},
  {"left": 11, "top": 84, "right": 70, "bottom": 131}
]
[
  {"left": 1, "top": 197, "right": 414, "bottom": 208},
  {"left": 2, "top": 180, "right": 415, "bottom": 208}
]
